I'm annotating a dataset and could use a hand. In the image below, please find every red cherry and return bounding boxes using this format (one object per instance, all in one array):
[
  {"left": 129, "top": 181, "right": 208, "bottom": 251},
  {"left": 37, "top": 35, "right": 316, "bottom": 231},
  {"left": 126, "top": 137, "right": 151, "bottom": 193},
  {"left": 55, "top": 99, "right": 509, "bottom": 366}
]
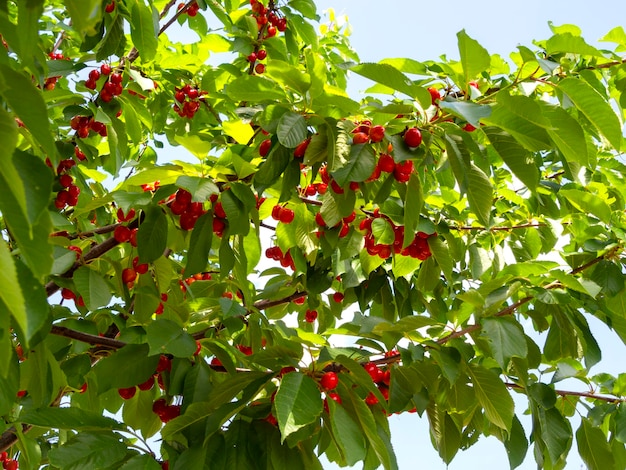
[
  {"left": 352, "top": 132, "right": 369, "bottom": 145},
  {"left": 378, "top": 154, "right": 395, "bottom": 173},
  {"left": 293, "top": 138, "right": 310, "bottom": 158},
  {"left": 266, "top": 26, "right": 277, "bottom": 37},
  {"left": 175, "top": 91, "right": 186, "bottom": 102},
  {"left": 259, "top": 139, "right": 272, "bottom": 157},
  {"left": 105, "top": 1, "right": 115, "bottom": 13},
  {"left": 180, "top": 212, "right": 198, "bottom": 231},
  {"left": 194, "top": 341, "right": 201, "bottom": 356},
  {"left": 364, "top": 362, "right": 384, "bottom": 382},
  {"left": 152, "top": 398, "right": 168, "bottom": 416},
  {"left": 100, "top": 64, "right": 112, "bottom": 75},
  {"left": 320, "top": 371, "right": 339, "bottom": 390},
  {"left": 305, "top": 309, "right": 317, "bottom": 323},
  {"left": 61, "top": 288, "right": 76, "bottom": 300},
  {"left": 59, "top": 174, "right": 73, "bottom": 188},
  {"left": 271, "top": 205, "right": 282, "bottom": 221},
  {"left": 114, "top": 225, "right": 131, "bottom": 243},
  {"left": 212, "top": 217, "right": 226, "bottom": 235},
  {"left": 247, "top": 52, "right": 257, "bottom": 63},
  {"left": 3, "top": 460, "right": 18, "bottom": 470},
  {"left": 138, "top": 376, "right": 155, "bottom": 391},
  {"left": 156, "top": 355, "right": 172, "bottom": 373},
  {"left": 122, "top": 267, "right": 137, "bottom": 284},
  {"left": 118, "top": 386, "right": 136, "bottom": 400},
  {"left": 332, "top": 292, "right": 344, "bottom": 303},
  {"left": 278, "top": 208, "right": 295, "bottom": 224},
  {"left": 365, "top": 392, "right": 379, "bottom": 405},
  {"left": 315, "top": 212, "right": 326, "bottom": 227},
  {"left": 369, "top": 125, "right": 385, "bottom": 143},
  {"left": 132, "top": 256, "right": 149, "bottom": 274},
  {"left": 338, "top": 223, "right": 350, "bottom": 238},
  {"left": 403, "top": 127, "right": 422, "bottom": 148},
  {"left": 110, "top": 72, "right": 123, "bottom": 84},
  {"left": 254, "top": 63, "right": 265, "bottom": 74},
  {"left": 257, "top": 49, "right": 267, "bottom": 60},
  {"left": 324, "top": 391, "right": 342, "bottom": 412},
  {"left": 213, "top": 201, "right": 226, "bottom": 219},
  {"left": 129, "top": 228, "right": 138, "bottom": 247},
  {"left": 427, "top": 87, "right": 440, "bottom": 105},
  {"left": 463, "top": 123, "right": 477, "bottom": 132},
  {"left": 117, "top": 208, "right": 135, "bottom": 221}
]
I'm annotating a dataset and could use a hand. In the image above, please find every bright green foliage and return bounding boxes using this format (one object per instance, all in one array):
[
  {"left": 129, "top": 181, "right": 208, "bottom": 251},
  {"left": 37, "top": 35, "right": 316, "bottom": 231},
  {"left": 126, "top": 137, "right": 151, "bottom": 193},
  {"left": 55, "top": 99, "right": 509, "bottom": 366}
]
[{"left": 1, "top": 1, "right": 626, "bottom": 469}]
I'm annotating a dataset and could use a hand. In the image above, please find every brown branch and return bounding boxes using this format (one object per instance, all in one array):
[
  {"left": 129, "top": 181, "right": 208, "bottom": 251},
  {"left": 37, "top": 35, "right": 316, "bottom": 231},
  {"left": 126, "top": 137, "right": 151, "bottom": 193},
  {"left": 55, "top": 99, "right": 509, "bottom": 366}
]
[
  {"left": 51, "top": 223, "right": 122, "bottom": 240},
  {"left": 505, "top": 382, "right": 626, "bottom": 403},
  {"left": 50, "top": 325, "right": 126, "bottom": 349},
  {"left": 449, "top": 223, "right": 546, "bottom": 232},
  {"left": 45, "top": 218, "right": 140, "bottom": 297},
  {"left": 300, "top": 196, "right": 323, "bottom": 206},
  {"left": 253, "top": 291, "right": 307, "bottom": 310}
]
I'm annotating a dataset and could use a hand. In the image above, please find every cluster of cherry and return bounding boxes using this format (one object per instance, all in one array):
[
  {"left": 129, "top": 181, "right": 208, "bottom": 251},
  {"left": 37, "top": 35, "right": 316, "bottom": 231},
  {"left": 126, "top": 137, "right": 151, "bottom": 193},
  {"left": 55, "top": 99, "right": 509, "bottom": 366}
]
[
  {"left": 84, "top": 64, "right": 124, "bottom": 103},
  {"left": 172, "top": 84, "right": 205, "bottom": 119},
  {"left": 360, "top": 213, "right": 434, "bottom": 260},
  {"left": 265, "top": 246, "right": 295, "bottom": 270},
  {"left": 0, "top": 451, "right": 18, "bottom": 470}
]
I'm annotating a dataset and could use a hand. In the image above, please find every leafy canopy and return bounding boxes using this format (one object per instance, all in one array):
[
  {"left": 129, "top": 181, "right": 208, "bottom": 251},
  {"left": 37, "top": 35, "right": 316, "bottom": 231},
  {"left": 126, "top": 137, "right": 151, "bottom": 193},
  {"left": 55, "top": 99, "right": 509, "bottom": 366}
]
[{"left": 1, "top": 1, "right": 626, "bottom": 470}]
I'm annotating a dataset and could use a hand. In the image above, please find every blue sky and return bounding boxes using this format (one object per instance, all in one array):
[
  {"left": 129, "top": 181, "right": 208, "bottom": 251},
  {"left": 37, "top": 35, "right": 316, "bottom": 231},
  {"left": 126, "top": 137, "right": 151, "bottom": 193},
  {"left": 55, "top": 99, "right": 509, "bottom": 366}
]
[{"left": 307, "top": 1, "right": 626, "bottom": 469}]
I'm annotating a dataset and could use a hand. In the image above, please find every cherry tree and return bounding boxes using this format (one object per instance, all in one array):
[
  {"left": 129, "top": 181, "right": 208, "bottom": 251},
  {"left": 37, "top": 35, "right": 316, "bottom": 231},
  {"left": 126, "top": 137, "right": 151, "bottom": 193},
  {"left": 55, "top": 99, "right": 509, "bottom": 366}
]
[{"left": 1, "top": 1, "right": 626, "bottom": 469}]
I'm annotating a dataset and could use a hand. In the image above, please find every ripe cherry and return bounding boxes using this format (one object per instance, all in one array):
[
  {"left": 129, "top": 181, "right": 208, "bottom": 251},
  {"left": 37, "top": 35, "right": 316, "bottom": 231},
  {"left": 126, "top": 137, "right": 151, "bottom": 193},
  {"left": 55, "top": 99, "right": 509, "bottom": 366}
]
[
  {"left": 105, "top": 1, "right": 115, "bottom": 13},
  {"left": 320, "top": 371, "right": 339, "bottom": 390},
  {"left": 254, "top": 63, "right": 265, "bottom": 74},
  {"left": 427, "top": 87, "right": 440, "bottom": 105},
  {"left": 305, "top": 309, "right": 317, "bottom": 323},
  {"left": 352, "top": 132, "right": 369, "bottom": 145},
  {"left": 118, "top": 387, "right": 136, "bottom": 400},
  {"left": 369, "top": 125, "right": 385, "bottom": 143},
  {"left": 278, "top": 208, "right": 295, "bottom": 224},
  {"left": 365, "top": 392, "right": 379, "bottom": 405},
  {"left": 100, "top": 64, "right": 112, "bottom": 75},
  {"left": 259, "top": 138, "right": 272, "bottom": 157},
  {"left": 332, "top": 292, "right": 344, "bottom": 303},
  {"left": 403, "top": 127, "right": 422, "bottom": 148},
  {"left": 114, "top": 225, "right": 131, "bottom": 243},
  {"left": 122, "top": 267, "right": 137, "bottom": 284}
]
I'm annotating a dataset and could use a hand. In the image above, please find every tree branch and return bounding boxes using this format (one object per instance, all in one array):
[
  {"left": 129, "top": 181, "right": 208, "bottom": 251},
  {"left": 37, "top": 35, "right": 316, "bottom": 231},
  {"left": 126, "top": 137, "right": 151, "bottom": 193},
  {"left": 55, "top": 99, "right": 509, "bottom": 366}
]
[
  {"left": 50, "top": 325, "right": 126, "bottom": 349},
  {"left": 505, "top": 382, "right": 626, "bottom": 403}
]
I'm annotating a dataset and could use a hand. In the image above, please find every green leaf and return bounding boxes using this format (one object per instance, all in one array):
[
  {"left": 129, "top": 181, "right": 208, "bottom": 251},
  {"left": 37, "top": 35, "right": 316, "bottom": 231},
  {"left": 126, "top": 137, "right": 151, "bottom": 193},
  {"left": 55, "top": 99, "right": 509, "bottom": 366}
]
[
  {"left": 428, "top": 237, "right": 453, "bottom": 282},
  {"left": 457, "top": 30, "right": 490, "bottom": 83},
  {"left": 122, "top": 388, "right": 163, "bottom": 439},
  {"left": 546, "top": 33, "right": 604, "bottom": 57},
  {"left": 185, "top": 212, "right": 214, "bottom": 276},
  {"left": 327, "top": 400, "right": 367, "bottom": 466},
  {"left": 221, "top": 188, "right": 251, "bottom": 236},
  {"left": 438, "top": 101, "right": 491, "bottom": 127},
  {"left": 576, "top": 418, "right": 614, "bottom": 470},
  {"left": 118, "top": 455, "right": 162, "bottom": 470},
  {"left": 65, "top": 0, "right": 102, "bottom": 37},
  {"left": 73, "top": 266, "right": 112, "bottom": 311},
  {"left": 129, "top": 0, "right": 158, "bottom": 62},
  {"left": 535, "top": 405, "right": 572, "bottom": 465},
  {"left": 275, "top": 372, "right": 323, "bottom": 440},
  {"left": 176, "top": 176, "right": 219, "bottom": 201},
  {"left": 91, "top": 344, "right": 159, "bottom": 392},
  {"left": 467, "top": 164, "right": 493, "bottom": 226},
  {"left": 226, "top": 75, "right": 288, "bottom": 102},
  {"left": 559, "top": 77, "right": 622, "bottom": 150},
  {"left": 350, "top": 62, "right": 429, "bottom": 105},
  {"left": 20, "top": 407, "right": 122, "bottom": 431},
  {"left": 541, "top": 104, "right": 588, "bottom": 167},
  {"left": 427, "top": 405, "right": 461, "bottom": 464},
  {"left": 484, "top": 127, "right": 539, "bottom": 190},
  {"left": 468, "top": 364, "right": 514, "bottom": 431},
  {"left": 266, "top": 60, "right": 311, "bottom": 96},
  {"left": 254, "top": 145, "right": 290, "bottom": 191},
  {"left": 504, "top": 415, "right": 529, "bottom": 470},
  {"left": 345, "top": 387, "right": 398, "bottom": 470},
  {"left": 145, "top": 319, "right": 198, "bottom": 357},
  {"left": 137, "top": 206, "right": 168, "bottom": 263},
  {"left": 0, "top": 64, "right": 56, "bottom": 158},
  {"left": 15, "top": 259, "right": 50, "bottom": 348},
  {"left": 48, "top": 432, "right": 129, "bottom": 470},
  {"left": 559, "top": 188, "right": 612, "bottom": 224},
  {"left": 482, "top": 317, "right": 528, "bottom": 368},
  {"left": 162, "top": 372, "right": 271, "bottom": 439},
  {"left": 332, "top": 144, "right": 376, "bottom": 186},
  {"left": 0, "top": 240, "right": 27, "bottom": 340},
  {"left": 276, "top": 112, "right": 307, "bottom": 148}
]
